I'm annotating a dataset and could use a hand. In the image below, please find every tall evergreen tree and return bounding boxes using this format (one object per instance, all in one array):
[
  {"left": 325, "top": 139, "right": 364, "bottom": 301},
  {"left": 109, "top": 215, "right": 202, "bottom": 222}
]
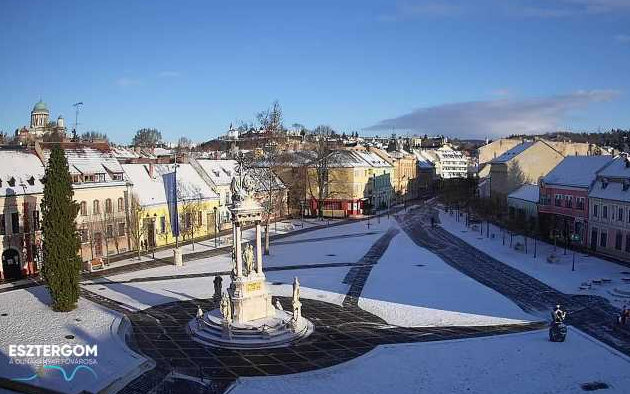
[{"left": 41, "top": 145, "right": 81, "bottom": 311}]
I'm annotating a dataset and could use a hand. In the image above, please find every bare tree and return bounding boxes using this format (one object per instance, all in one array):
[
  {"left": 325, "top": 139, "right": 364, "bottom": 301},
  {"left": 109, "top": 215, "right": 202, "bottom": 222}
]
[
  {"left": 178, "top": 185, "right": 204, "bottom": 251},
  {"left": 128, "top": 194, "right": 147, "bottom": 259},
  {"left": 256, "top": 101, "right": 285, "bottom": 254},
  {"left": 307, "top": 125, "right": 340, "bottom": 218}
]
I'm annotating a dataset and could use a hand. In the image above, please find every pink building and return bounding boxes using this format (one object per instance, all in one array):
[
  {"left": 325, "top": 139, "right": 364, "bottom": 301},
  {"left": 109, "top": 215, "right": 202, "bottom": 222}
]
[
  {"left": 538, "top": 155, "right": 612, "bottom": 247},
  {"left": 588, "top": 154, "right": 630, "bottom": 260}
]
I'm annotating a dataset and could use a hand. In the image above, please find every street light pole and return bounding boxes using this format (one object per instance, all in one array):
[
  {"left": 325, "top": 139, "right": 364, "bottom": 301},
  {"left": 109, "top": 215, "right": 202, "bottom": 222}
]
[{"left": 213, "top": 206, "right": 218, "bottom": 248}]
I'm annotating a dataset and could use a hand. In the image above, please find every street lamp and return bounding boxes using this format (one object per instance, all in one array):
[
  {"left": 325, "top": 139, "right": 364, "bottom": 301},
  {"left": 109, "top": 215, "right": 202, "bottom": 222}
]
[{"left": 213, "top": 206, "right": 218, "bottom": 248}]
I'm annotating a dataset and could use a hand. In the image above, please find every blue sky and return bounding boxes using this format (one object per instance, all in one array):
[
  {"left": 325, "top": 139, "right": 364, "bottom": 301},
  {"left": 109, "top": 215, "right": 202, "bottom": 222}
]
[{"left": 1, "top": 0, "right": 629, "bottom": 143}]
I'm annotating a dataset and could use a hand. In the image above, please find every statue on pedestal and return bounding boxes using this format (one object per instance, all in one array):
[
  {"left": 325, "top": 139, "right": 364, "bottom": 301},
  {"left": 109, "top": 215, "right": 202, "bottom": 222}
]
[
  {"left": 549, "top": 304, "right": 567, "bottom": 342},
  {"left": 291, "top": 277, "right": 302, "bottom": 330},
  {"left": 243, "top": 243, "right": 255, "bottom": 276},
  {"left": 213, "top": 276, "right": 223, "bottom": 300},
  {"left": 220, "top": 293, "right": 233, "bottom": 324},
  {"left": 196, "top": 305, "right": 204, "bottom": 329}
]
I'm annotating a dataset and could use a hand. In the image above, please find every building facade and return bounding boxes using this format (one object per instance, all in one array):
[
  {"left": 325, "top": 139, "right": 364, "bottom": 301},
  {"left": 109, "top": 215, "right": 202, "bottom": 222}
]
[
  {"left": 588, "top": 155, "right": 630, "bottom": 259},
  {"left": 538, "top": 155, "right": 612, "bottom": 247},
  {"left": 0, "top": 149, "right": 45, "bottom": 281}
]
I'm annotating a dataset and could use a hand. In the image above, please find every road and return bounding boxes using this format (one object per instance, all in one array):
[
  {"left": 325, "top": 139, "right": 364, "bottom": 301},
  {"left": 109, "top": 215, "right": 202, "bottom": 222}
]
[{"left": 397, "top": 203, "right": 630, "bottom": 356}]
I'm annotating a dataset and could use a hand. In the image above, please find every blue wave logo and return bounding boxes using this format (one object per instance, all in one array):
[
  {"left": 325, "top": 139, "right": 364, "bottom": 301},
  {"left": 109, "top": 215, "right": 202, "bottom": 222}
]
[{"left": 12, "top": 365, "right": 98, "bottom": 382}]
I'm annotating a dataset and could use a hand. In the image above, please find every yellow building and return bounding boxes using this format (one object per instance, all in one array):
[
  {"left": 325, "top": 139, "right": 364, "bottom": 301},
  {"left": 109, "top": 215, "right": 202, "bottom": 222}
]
[
  {"left": 37, "top": 142, "right": 133, "bottom": 264},
  {"left": 122, "top": 163, "right": 220, "bottom": 250},
  {"left": 305, "top": 150, "right": 393, "bottom": 216},
  {"left": 370, "top": 147, "right": 418, "bottom": 200}
]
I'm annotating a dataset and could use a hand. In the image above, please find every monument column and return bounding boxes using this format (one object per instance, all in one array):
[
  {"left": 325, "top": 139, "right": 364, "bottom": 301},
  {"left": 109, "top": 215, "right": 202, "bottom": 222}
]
[
  {"left": 235, "top": 222, "right": 243, "bottom": 277},
  {"left": 255, "top": 220, "right": 263, "bottom": 274}
]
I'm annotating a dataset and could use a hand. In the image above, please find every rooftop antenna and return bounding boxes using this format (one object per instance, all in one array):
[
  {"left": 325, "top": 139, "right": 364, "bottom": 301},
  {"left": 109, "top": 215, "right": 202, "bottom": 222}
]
[{"left": 72, "top": 102, "right": 83, "bottom": 134}]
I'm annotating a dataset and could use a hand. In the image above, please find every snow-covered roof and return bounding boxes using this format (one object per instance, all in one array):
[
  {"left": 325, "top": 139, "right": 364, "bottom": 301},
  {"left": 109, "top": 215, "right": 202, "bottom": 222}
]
[
  {"left": 543, "top": 155, "right": 612, "bottom": 188},
  {"left": 491, "top": 142, "right": 535, "bottom": 163},
  {"left": 196, "top": 159, "right": 286, "bottom": 193},
  {"left": 596, "top": 155, "right": 630, "bottom": 179},
  {"left": 412, "top": 150, "right": 435, "bottom": 168},
  {"left": 0, "top": 150, "right": 45, "bottom": 196},
  {"left": 122, "top": 163, "right": 219, "bottom": 207},
  {"left": 329, "top": 150, "right": 393, "bottom": 168},
  {"left": 42, "top": 147, "right": 125, "bottom": 183},
  {"left": 589, "top": 180, "right": 630, "bottom": 203},
  {"left": 507, "top": 184, "right": 539, "bottom": 203},
  {"left": 195, "top": 159, "right": 237, "bottom": 186}
]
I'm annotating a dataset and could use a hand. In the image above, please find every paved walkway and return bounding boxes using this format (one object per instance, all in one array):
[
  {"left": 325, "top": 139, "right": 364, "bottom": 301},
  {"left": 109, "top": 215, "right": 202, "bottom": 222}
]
[
  {"left": 397, "top": 205, "right": 630, "bottom": 357},
  {"left": 75, "top": 223, "right": 544, "bottom": 394}
]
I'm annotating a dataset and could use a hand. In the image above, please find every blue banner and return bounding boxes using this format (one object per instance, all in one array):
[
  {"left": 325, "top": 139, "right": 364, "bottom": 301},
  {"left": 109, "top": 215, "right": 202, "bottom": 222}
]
[{"left": 162, "top": 171, "right": 180, "bottom": 237}]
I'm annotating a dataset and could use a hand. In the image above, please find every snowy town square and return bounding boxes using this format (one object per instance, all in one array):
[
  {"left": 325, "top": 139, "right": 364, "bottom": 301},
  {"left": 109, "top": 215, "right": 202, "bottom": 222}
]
[{"left": 3, "top": 2, "right": 630, "bottom": 394}]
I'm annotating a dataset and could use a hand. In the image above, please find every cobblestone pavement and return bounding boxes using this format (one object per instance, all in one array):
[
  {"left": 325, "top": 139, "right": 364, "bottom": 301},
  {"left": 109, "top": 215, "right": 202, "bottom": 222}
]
[
  {"left": 397, "top": 205, "right": 630, "bottom": 357},
  {"left": 74, "top": 225, "right": 545, "bottom": 394}
]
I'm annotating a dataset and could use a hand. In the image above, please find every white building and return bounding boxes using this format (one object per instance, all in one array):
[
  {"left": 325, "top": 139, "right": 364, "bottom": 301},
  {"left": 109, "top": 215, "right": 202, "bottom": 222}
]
[{"left": 417, "top": 144, "right": 469, "bottom": 179}]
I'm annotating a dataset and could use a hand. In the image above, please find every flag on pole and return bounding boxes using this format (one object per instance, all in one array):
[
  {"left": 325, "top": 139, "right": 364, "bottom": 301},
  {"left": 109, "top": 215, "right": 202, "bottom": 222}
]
[{"left": 163, "top": 171, "right": 180, "bottom": 237}]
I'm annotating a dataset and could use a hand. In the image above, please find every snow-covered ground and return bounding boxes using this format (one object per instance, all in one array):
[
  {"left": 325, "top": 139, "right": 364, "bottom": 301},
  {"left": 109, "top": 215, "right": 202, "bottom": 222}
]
[
  {"left": 91, "top": 218, "right": 346, "bottom": 274},
  {"left": 439, "top": 210, "right": 630, "bottom": 308},
  {"left": 87, "top": 218, "right": 388, "bottom": 284},
  {"left": 0, "top": 287, "right": 146, "bottom": 394},
  {"left": 81, "top": 265, "right": 350, "bottom": 311},
  {"left": 358, "top": 229, "right": 534, "bottom": 327},
  {"left": 232, "top": 328, "right": 630, "bottom": 394}
]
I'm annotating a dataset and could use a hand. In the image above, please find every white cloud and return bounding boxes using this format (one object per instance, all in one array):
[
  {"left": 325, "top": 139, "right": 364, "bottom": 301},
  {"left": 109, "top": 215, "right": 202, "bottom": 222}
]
[
  {"left": 364, "top": 90, "right": 620, "bottom": 139},
  {"left": 158, "top": 71, "right": 181, "bottom": 78},
  {"left": 615, "top": 34, "right": 630, "bottom": 43},
  {"left": 381, "top": 0, "right": 630, "bottom": 21},
  {"left": 115, "top": 77, "right": 141, "bottom": 87}
]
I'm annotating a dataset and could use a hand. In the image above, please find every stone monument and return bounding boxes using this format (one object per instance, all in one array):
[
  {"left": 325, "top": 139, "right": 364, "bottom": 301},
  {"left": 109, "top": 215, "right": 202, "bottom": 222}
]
[{"left": 188, "top": 161, "right": 313, "bottom": 348}]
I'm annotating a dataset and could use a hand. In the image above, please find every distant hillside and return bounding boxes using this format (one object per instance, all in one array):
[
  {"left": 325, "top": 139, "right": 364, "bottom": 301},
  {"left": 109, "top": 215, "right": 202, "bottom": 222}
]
[{"left": 507, "top": 129, "right": 630, "bottom": 151}]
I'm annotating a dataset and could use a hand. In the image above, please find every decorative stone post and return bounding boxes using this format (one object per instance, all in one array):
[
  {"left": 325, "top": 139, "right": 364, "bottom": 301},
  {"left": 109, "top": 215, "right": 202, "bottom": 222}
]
[{"left": 255, "top": 220, "right": 263, "bottom": 274}]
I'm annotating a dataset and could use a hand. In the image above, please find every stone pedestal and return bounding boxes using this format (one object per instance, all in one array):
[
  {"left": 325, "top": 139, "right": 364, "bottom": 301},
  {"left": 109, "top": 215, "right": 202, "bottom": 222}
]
[
  {"left": 173, "top": 248, "right": 183, "bottom": 266},
  {"left": 230, "top": 274, "right": 275, "bottom": 324}
]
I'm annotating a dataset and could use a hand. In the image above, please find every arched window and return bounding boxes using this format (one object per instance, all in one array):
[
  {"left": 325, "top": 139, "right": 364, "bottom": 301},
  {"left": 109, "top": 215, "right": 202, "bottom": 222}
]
[
  {"left": 117, "top": 197, "right": 124, "bottom": 212},
  {"left": 105, "top": 198, "right": 112, "bottom": 214},
  {"left": 93, "top": 200, "right": 100, "bottom": 215},
  {"left": 80, "top": 201, "right": 87, "bottom": 216}
]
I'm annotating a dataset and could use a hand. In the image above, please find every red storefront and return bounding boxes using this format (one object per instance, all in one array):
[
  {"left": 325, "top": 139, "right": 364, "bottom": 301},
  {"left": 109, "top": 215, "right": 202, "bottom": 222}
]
[{"left": 309, "top": 198, "right": 366, "bottom": 217}]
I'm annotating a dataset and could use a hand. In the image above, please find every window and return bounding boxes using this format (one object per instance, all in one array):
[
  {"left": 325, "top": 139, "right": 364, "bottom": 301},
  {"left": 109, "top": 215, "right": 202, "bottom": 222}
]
[
  {"left": 80, "top": 201, "right": 87, "bottom": 216},
  {"left": 118, "top": 222, "right": 125, "bottom": 236},
  {"left": 0, "top": 214, "right": 5, "bottom": 235},
  {"left": 626, "top": 234, "right": 630, "bottom": 253},
  {"left": 593, "top": 204, "right": 599, "bottom": 217},
  {"left": 80, "top": 228, "right": 89, "bottom": 243},
  {"left": 106, "top": 224, "right": 114, "bottom": 238},
  {"left": 160, "top": 216, "right": 166, "bottom": 233},
  {"left": 555, "top": 194, "right": 562, "bottom": 207},
  {"left": 118, "top": 197, "right": 124, "bottom": 212},
  {"left": 185, "top": 212, "right": 192, "bottom": 229},
  {"left": 198, "top": 211, "right": 203, "bottom": 226},
  {"left": 619, "top": 208, "right": 624, "bottom": 222},
  {"left": 576, "top": 197, "right": 585, "bottom": 210},
  {"left": 603, "top": 205, "right": 608, "bottom": 219},
  {"left": 565, "top": 195, "right": 572, "bottom": 208},
  {"left": 600, "top": 231, "right": 607, "bottom": 248},
  {"left": 93, "top": 200, "right": 100, "bottom": 215},
  {"left": 105, "top": 199, "right": 112, "bottom": 214},
  {"left": 32, "top": 211, "right": 40, "bottom": 231},
  {"left": 112, "top": 173, "right": 123, "bottom": 181},
  {"left": 8, "top": 177, "right": 15, "bottom": 187},
  {"left": 616, "top": 231, "right": 623, "bottom": 250},
  {"left": 11, "top": 212, "right": 19, "bottom": 234}
]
